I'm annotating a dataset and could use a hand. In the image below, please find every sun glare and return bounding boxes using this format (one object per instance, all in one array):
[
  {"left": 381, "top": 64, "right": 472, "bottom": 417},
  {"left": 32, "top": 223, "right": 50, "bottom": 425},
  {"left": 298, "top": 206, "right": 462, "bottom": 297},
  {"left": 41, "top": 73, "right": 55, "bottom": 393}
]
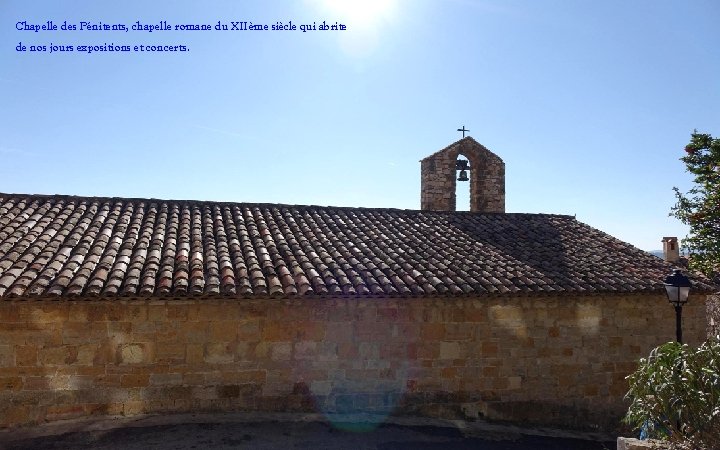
[
  {"left": 312, "top": 0, "right": 398, "bottom": 27},
  {"left": 327, "top": 0, "right": 396, "bottom": 24},
  {"left": 305, "top": 0, "right": 399, "bottom": 58}
]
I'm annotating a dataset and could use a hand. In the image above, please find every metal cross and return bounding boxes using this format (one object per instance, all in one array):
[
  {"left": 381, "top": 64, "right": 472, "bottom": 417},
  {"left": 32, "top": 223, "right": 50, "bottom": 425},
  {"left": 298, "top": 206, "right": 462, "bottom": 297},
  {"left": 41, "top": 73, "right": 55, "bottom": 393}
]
[{"left": 457, "top": 126, "right": 469, "bottom": 138}]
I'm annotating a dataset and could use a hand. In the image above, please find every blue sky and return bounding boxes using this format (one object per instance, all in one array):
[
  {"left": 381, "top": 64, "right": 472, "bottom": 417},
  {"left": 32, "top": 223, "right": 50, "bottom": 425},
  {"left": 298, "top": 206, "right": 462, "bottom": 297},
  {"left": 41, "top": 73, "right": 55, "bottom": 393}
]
[{"left": 1, "top": 0, "right": 718, "bottom": 251}]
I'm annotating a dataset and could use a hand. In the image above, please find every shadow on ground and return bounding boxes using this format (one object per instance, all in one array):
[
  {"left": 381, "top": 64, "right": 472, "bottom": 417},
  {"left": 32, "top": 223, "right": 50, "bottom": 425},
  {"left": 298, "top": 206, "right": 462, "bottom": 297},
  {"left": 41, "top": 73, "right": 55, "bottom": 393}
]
[{"left": 2, "top": 421, "right": 615, "bottom": 450}]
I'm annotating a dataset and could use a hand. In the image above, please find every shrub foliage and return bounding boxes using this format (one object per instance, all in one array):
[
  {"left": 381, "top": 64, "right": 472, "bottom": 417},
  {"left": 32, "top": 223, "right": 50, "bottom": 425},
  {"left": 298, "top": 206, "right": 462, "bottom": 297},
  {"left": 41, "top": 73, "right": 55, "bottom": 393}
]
[{"left": 624, "top": 338, "right": 720, "bottom": 448}]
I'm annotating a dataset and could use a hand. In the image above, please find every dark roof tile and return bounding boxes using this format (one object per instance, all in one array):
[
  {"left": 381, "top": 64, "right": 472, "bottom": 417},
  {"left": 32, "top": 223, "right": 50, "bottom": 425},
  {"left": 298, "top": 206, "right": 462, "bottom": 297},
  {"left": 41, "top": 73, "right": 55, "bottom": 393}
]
[{"left": 0, "top": 193, "right": 715, "bottom": 299}]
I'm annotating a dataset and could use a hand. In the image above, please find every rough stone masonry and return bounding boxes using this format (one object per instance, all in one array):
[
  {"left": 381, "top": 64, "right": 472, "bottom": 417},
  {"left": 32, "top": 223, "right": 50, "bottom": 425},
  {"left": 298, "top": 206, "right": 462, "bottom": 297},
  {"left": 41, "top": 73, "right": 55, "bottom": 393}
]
[
  {"left": 421, "top": 137, "right": 505, "bottom": 213},
  {"left": 0, "top": 294, "right": 707, "bottom": 430}
]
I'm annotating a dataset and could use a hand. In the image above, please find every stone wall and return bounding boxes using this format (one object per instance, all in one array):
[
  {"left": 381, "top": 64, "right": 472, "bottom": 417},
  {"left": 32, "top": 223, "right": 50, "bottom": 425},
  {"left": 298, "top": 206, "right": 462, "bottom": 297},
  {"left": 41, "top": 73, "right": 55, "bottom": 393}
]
[
  {"left": 708, "top": 294, "right": 720, "bottom": 337},
  {"left": 0, "top": 294, "right": 708, "bottom": 430},
  {"left": 420, "top": 137, "right": 505, "bottom": 213}
]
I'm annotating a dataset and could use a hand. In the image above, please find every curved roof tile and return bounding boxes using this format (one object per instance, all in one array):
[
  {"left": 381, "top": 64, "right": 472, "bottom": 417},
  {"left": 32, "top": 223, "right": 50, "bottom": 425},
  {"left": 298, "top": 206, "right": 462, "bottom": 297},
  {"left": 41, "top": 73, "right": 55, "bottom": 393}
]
[{"left": 0, "top": 193, "right": 715, "bottom": 299}]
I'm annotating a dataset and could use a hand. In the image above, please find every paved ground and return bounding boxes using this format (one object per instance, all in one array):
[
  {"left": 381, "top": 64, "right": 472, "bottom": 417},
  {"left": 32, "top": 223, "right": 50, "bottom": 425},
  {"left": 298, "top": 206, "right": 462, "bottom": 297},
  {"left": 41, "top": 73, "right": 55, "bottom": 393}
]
[{"left": 0, "top": 413, "right": 618, "bottom": 450}]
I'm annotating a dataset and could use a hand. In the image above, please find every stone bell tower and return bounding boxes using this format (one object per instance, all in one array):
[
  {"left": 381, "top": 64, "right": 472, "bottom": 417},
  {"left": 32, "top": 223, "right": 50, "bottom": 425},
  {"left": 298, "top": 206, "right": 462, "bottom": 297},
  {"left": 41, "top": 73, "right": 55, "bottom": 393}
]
[{"left": 420, "top": 136, "right": 505, "bottom": 213}]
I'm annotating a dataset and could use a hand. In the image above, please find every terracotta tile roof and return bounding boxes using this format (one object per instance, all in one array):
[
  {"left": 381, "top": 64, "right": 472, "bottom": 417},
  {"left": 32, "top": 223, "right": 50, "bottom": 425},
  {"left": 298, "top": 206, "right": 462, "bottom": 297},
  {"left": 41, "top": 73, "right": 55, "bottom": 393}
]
[{"left": 0, "top": 193, "right": 713, "bottom": 299}]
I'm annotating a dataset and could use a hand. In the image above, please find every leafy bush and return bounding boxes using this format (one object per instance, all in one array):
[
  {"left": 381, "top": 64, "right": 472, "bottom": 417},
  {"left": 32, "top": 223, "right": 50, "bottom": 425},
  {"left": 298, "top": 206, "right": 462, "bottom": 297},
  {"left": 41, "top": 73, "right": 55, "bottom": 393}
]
[{"left": 624, "top": 337, "right": 720, "bottom": 449}]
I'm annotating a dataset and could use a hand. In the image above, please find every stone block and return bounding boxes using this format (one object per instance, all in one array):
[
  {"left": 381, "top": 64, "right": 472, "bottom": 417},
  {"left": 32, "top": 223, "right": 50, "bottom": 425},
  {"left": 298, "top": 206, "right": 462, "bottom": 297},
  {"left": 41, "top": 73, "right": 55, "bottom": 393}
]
[
  {"left": 217, "top": 384, "right": 240, "bottom": 398},
  {"left": 123, "top": 401, "right": 145, "bottom": 415},
  {"left": 204, "top": 371, "right": 224, "bottom": 384},
  {"left": 194, "top": 386, "right": 218, "bottom": 400},
  {"left": 30, "top": 306, "right": 69, "bottom": 323},
  {"left": 130, "top": 321, "right": 156, "bottom": 339},
  {"left": 508, "top": 376, "right": 522, "bottom": 390},
  {"left": 39, "top": 346, "right": 78, "bottom": 365},
  {"left": 377, "top": 307, "right": 399, "bottom": 321},
  {"left": 174, "top": 321, "right": 206, "bottom": 343},
  {"left": 0, "top": 305, "right": 25, "bottom": 323},
  {"left": 294, "top": 321, "right": 325, "bottom": 341},
  {"left": 481, "top": 341, "right": 498, "bottom": 357},
  {"left": 209, "top": 321, "right": 238, "bottom": 342},
  {"left": 366, "top": 359, "right": 391, "bottom": 370},
  {"left": 253, "top": 342, "right": 270, "bottom": 359},
  {"left": 13, "top": 344, "right": 37, "bottom": 367},
  {"left": 584, "top": 384, "right": 599, "bottom": 396},
  {"left": 392, "top": 323, "right": 420, "bottom": 342},
  {"left": 154, "top": 322, "right": 178, "bottom": 342},
  {"left": 67, "top": 375, "right": 94, "bottom": 389},
  {"left": 420, "top": 323, "right": 445, "bottom": 340},
  {"left": 45, "top": 404, "right": 85, "bottom": 421},
  {"left": 121, "top": 373, "right": 150, "bottom": 388},
  {"left": 0, "top": 345, "right": 13, "bottom": 367},
  {"left": 326, "top": 304, "right": 353, "bottom": 322},
  {"left": 76, "top": 344, "right": 97, "bottom": 365},
  {"left": 444, "top": 323, "right": 474, "bottom": 341},
  {"left": 616, "top": 437, "right": 664, "bottom": 450},
  {"left": 311, "top": 380, "right": 333, "bottom": 396},
  {"left": 263, "top": 323, "right": 294, "bottom": 341},
  {"left": 416, "top": 342, "right": 439, "bottom": 359},
  {"left": 0, "top": 377, "right": 22, "bottom": 391},
  {"left": 354, "top": 305, "right": 377, "bottom": 322},
  {"left": 108, "top": 321, "right": 132, "bottom": 340},
  {"left": 325, "top": 322, "right": 354, "bottom": 342},
  {"left": 166, "top": 305, "right": 189, "bottom": 320},
  {"left": 148, "top": 305, "right": 167, "bottom": 321},
  {"left": 238, "top": 319, "right": 261, "bottom": 340},
  {"left": 338, "top": 342, "right": 359, "bottom": 359},
  {"left": 124, "top": 305, "right": 148, "bottom": 322},
  {"left": 234, "top": 341, "right": 254, "bottom": 361},
  {"left": 440, "top": 342, "right": 461, "bottom": 359},
  {"left": 119, "top": 343, "right": 150, "bottom": 364},
  {"left": 150, "top": 373, "right": 183, "bottom": 386},
  {"left": 483, "top": 366, "right": 498, "bottom": 377},
  {"left": 94, "top": 373, "right": 122, "bottom": 387},
  {"left": 63, "top": 321, "right": 106, "bottom": 344},
  {"left": 67, "top": 304, "right": 90, "bottom": 322},
  {"left": 93, "top": 342, "right": 115, "bottom": 365},
  {"left": 359, "top": 342, "right": 379, "bottom": 359},
  {"left": 183, "top": 373, "right": 205, "bottom": 385},
  {"left": 294, "top": 341, "right": 317, "bottom": 359},
  {"left": 237, "top": 370, "right": 266, "bottom": 383},
  {"left": 186, "top": 344, "right": 204, "bottom": 364},
  {"left": 155, "top": 343, "right": 185, "bottom": 363},
  {"left": 201, "top": 304, "right": 241, "bottom": 321},
  {"left": 270, "top": 342, "right": 292, "bottom": 361},
  {"left": 490, "top": 305, "right": 523, "bottom": 324},
  {"left": 205, "top": 343, "right": 234, "bottom": 364},
  {"left": 24, "top": 376, "right": 51, "bottom": 390},
  {"left": 379, "top": 342, "right": 406, "bottom": 359},
  {"left": 0, "top": 322, "right": 59, "bottom": 345}
]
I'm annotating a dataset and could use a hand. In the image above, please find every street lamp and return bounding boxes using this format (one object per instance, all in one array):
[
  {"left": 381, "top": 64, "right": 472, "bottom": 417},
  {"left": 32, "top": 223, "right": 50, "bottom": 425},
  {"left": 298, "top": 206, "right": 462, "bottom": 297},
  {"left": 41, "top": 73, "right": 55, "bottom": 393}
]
[{"left": 663, "top": 269, "right": 691, "bottom": 343}]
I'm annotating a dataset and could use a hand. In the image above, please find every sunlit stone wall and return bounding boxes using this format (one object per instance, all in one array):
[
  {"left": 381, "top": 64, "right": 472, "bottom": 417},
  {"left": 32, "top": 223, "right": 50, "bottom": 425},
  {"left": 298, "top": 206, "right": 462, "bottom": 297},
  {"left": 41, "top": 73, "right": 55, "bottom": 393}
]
[{"left": 0, "top": 294, "right": 708, "bottom": 430}]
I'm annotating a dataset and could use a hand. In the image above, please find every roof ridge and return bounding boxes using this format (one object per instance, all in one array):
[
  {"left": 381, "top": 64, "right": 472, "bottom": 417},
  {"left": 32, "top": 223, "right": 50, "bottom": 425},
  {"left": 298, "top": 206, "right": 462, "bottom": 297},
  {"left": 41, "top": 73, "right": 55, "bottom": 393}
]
[{"left": 0, "top": 192, "right": 576, "bottom": 218}]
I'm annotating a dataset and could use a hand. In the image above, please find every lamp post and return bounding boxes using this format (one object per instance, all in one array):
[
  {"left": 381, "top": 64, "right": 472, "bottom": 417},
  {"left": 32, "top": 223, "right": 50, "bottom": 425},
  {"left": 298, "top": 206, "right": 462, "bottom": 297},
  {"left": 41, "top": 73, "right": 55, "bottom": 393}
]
[{"left": 663, "top": 269, "right": 691, "bottom": 344}]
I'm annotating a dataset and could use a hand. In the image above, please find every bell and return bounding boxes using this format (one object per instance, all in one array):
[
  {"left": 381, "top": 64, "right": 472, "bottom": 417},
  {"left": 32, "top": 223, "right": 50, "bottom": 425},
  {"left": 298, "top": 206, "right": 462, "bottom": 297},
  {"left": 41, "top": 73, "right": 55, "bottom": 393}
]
[{"left": 457, "top": 170, "right": 469, "bottom": 182}]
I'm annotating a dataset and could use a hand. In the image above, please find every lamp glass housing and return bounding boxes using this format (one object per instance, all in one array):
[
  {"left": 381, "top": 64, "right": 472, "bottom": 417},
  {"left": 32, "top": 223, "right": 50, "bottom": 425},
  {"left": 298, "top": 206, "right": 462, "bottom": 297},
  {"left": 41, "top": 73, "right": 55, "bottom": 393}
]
[{"left": 663, "top": 269, "right": 691, "bottom": 306}]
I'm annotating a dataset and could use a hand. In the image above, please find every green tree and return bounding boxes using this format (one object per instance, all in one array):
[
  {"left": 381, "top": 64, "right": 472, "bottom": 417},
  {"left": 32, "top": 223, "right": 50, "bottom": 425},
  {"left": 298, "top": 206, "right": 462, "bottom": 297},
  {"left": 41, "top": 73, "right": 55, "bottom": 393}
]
[{"left": 671, "top": 131, "right": 720, "bottom": 277}]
